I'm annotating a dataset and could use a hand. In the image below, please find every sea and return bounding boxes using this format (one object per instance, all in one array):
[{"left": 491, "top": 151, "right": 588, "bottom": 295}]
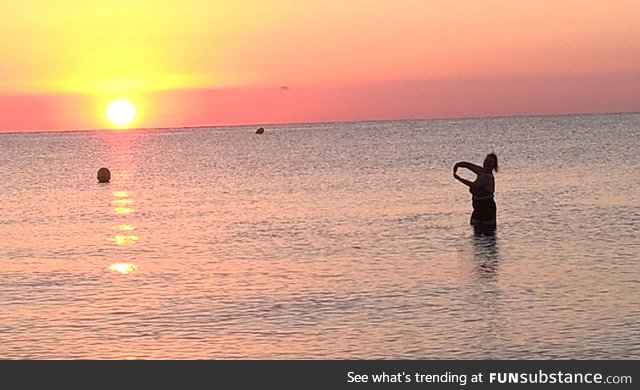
[{"left": 0, "top": 113, "right": 638, "bottom": 359}]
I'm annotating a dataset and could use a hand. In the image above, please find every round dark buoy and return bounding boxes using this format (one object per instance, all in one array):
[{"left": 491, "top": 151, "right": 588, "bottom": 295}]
[
  {"left": 97, "top": 167, "right": 111, "bottom": 183},
  {"left": 255, "top": 127, "right": 264, "bottom": 134}
]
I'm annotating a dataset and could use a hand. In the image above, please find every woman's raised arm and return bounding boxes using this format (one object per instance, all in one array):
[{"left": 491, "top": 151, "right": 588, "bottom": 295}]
[
  {"left": 454, "top": 161, "right": 484, "bottom": 175},
  {"left": 453, "top": 172, "right": 473, "bottom": 187}
]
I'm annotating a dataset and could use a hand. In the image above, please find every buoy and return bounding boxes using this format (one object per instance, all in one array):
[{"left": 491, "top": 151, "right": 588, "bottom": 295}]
[
  {"left": 97, "top": 167, "right": 111, "bottom": 183},
  {"left": 255, "top": 127, "right": 264, "bottom": 134}
]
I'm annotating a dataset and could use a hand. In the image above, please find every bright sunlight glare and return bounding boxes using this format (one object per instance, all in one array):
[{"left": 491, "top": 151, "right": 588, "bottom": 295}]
[{"left": 106, "top": 99, "right": 137, "bottom": 127}]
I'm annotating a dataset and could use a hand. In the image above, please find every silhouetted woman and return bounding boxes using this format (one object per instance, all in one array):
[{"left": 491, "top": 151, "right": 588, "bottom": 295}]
[{"left": 453, "top": 153, "right": 498, "bottom": 231}]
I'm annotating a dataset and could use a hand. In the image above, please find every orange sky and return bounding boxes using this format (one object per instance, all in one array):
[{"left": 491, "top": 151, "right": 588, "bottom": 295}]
[{"left": 1, "top": 0, "right": 639, "bottom": 131}]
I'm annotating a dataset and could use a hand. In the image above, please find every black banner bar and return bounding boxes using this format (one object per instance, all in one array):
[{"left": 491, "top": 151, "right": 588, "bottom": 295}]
[{"left": 1, "top": 360, "right": 636, "bottom": 389}]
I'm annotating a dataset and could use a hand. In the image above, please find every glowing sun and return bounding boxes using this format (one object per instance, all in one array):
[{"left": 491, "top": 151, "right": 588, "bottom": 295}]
[{"left": 107, "top": 99, "right": 136, "bottom": 127}]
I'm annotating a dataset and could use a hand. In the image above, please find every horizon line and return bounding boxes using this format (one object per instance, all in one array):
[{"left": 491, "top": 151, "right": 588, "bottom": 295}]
[{"left": 0, "top": 110, "right": 638, "bottom": 136}]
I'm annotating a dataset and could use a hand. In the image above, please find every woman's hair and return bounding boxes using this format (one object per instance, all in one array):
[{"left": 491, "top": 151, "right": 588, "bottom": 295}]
[{"left": 486, "top": 153, "right": 498, "bottom": 173}]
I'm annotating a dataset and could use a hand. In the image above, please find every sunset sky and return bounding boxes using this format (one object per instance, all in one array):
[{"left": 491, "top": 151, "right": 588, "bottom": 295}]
[{"left": 1, "top": 0, "right": 639, "bottom": 131}]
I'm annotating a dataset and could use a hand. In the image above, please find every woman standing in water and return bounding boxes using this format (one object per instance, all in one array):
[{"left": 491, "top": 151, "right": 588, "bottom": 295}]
[{"left": 453, "top": 153, "right": 498, "bottom": 230}]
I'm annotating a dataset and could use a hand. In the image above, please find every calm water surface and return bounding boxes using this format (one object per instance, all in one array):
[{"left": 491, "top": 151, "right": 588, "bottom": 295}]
[{"left": 0, "top": 114, "right": 639, "bottom": 359}]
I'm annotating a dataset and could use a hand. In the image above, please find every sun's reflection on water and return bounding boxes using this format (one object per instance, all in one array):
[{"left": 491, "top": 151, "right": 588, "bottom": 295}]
[
  {"left": 112, "top": 190, "right": 135, "bottom": 214},
  {"left": 109, "top": 235, "right": 140, "bottom": 246},
  {"left": 114, "top": 207, "right": 135, "bottom": 215},
  {"left": 102, "top": 136, "right": 143, "bottom": 276},
  {"left": 112, "top": 190, "right": 130, "bottom": 198},
  {"left": 112, "top": 198, "right": 133, "bottom": 206},
  {"left": 108, "top": 262, "right": 138, "bottom": 274}
]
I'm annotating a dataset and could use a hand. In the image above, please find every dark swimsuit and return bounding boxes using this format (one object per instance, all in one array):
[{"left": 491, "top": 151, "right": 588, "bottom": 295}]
[{"left": 470, "top": 186, "right": 496, "bottom": 227}]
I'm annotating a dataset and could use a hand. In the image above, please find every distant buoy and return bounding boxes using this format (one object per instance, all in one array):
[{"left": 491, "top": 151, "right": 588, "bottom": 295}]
[
  {"left": 97, "top": 167, "right": 111, "bottom": 183},
  {"left": 255, "top": 127, "right": 264, "bottom": 134}
]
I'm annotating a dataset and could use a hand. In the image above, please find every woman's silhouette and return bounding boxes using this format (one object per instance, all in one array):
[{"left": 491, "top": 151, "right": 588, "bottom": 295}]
[{"left": 453, "top": 153, "right": 498, "bottom": 232}]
